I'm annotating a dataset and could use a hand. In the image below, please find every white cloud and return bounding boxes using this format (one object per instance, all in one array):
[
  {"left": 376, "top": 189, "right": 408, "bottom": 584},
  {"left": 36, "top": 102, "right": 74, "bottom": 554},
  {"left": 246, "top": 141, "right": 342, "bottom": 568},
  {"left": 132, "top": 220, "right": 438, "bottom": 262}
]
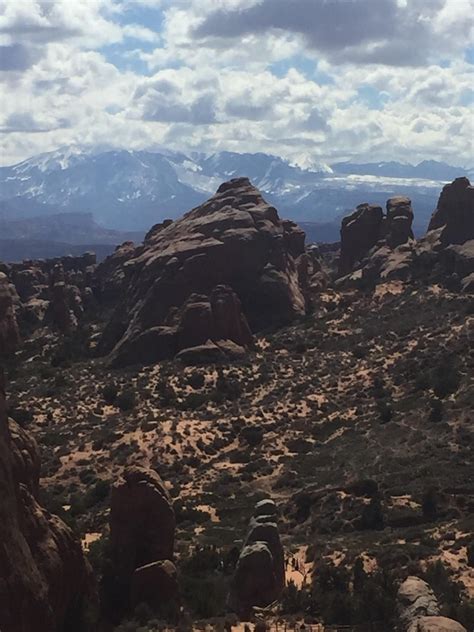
[{"left": 0, "top": 0, "right": 472, "bottom": 167}]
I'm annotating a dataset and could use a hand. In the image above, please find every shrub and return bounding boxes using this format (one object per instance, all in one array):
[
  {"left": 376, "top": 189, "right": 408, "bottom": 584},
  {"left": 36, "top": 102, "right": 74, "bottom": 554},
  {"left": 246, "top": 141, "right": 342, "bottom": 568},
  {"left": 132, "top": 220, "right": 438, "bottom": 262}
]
[
  {"left": 84, "top": 479, "right": 110, "bottom": 509},
  {"left": 429, "top": 398, "right": 443, "bottom": 423},
  {"left": 421, "top": 487, "right": 438, "bottom": 520},
  {"left": 116, "top": 389, "right": 136, "bottom": 411},
  {"left": 102, "top": 383, "right": 118, "bottom": 405},
  {"left": 188, "top": 372, "right": 205, "bottom": 390},
  {"left": 431, "top": 361, "right": 461, "bottom": 399}
]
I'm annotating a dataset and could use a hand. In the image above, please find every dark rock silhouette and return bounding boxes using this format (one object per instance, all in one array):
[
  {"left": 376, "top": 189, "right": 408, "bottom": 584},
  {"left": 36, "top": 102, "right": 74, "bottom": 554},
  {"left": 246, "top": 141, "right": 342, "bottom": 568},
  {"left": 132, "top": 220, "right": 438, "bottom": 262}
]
[
  {"left": 229, "top": 498, "right": 285, "bottom": 617},
  {"left": 0, "top": 279, "right": 95, "bottom": 632},
  {"left": 428, "top": 176, "right": 474, "bottom": 245},
  {"left": 0, "top": 272, "right": 20, "bottom": 353},
  {"left": 385, "top": 196, "right": 414, "bottom": 248},
  {"left": 338, "top": 203, "right": 384, "bottom": 275},
  {"left": 109, "top": 466, "right": 177, "bottom": 618}
]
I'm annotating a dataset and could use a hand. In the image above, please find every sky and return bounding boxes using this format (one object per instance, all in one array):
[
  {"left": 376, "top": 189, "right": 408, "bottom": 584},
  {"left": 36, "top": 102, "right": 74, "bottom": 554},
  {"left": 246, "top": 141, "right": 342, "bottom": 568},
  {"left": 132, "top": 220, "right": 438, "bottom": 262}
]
[{"left": 0, "top": 0, "right": 473, "bottom": 167}]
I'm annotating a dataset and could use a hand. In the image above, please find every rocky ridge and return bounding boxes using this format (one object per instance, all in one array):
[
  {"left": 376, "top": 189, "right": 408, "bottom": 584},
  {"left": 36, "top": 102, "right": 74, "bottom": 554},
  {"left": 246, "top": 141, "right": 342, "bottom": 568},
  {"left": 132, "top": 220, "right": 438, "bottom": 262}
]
[
  {"left": 337, "top": 177, "right": 473, "bottom": 291},
  {"left": 97, "top": 177, "right": 310, "bottom": 366}
]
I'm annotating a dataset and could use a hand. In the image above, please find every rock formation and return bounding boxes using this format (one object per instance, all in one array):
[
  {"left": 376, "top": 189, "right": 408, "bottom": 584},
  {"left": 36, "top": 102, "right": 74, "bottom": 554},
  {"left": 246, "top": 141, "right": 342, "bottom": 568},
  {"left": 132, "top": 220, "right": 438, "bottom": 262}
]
[
  {"left": 336, "top": 178, "right": 473, "bottom": 290},
  {"left": 0, "top": 271, "right": 20, "bottom": 353},
  {"left": 229, "top": 498, "right": 285, "bottom": 617},
  {"left": 0, "top": 279, "right": 95, "bottom": 632},
  {"left": 98, "top": 178, "right": 310, "bottom": 366},
  {"left": 338, "top": 203, "right": 384, "bottom": 275},
  {"left": 385, "top": 196, "right": 414, "bottom": 248},
  {"left": 4, "top": 252, "right": 96, "bottom": 332},
  {"left": 428, "top": 176, "right": 474, "bottom": 246},
  {"left": 397, "top": 576, "right": 467, "bottom": 632},
  {"left": 338, "top": 197, "right": 414, "bottom": 276},
  {"left": 109, "top": 466, "right": 178, "bottom": 617}
]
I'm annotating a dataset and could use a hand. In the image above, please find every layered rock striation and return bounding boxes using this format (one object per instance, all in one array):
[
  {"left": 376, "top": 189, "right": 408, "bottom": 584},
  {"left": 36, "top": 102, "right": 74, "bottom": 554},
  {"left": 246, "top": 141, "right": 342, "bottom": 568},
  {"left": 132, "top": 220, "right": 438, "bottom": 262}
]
[{"left": 97, "top": 178, "right": 310, "bottom": 366}]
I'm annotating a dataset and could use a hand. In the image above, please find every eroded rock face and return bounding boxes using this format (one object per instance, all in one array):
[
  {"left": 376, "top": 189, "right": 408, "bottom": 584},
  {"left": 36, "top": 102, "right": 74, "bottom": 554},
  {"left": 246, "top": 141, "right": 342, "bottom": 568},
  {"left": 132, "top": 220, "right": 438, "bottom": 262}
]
[
  {"left": 338, "top": 203, "right": 384, "bottom": 275},
  {"left": 0, "top": 272, "right": 20, "bottom": 354},
  {"left": 99, "top": 178, "right": 309, "bottom": 366},
  {"left": 398, "top": 576, "right": 466, "bottom": 632},
  {"left": 5, "top": 253, "right": 96, "bottom": 333},
  {"left": 385, "top": 197, "right": 414, "bottom": 249},
  {"left": 336, "top": 179, "right": 473, "bottom": 290},
  {"left": 230, "top": 498, "right": 285, "bottom": 617},
  {"left": 428, "top": 177, "right": 474, "bottom": 246},
  {"left": 94, "top": 240, "right": 136, "bottom": 303},
  {"left": 0, "top": 288, "right": 94, "bottom": 632},
  {"left": 110, "top": 466, "right": 175, "bottom": 585}
]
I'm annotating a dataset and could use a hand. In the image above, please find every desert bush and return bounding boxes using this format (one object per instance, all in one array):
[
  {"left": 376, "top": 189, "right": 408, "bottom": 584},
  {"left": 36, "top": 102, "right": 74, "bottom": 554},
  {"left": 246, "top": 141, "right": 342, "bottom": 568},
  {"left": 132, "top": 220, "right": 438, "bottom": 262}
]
[
  {"left": 102, "top": 383, "right": 118, "bottom": 404},
  {"left": 116, "top": 389, "right": 136, "bottom": 411}
]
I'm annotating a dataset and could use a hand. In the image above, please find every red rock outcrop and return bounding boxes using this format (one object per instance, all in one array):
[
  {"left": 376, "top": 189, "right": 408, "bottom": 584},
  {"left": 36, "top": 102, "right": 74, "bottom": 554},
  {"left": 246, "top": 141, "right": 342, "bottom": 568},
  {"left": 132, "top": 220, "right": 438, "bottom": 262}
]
[
  {"left": 338, "top": 203, "right": 384, "bottom": 275},
  {"left": 338, "top": 197, "right": 414, "bottom": 276},
  {"left": 98, "top": 178, "right": 310, "bottom": 366},
  {"left": 107, "top": 466, "right": 176, "bottom": 619},
  {"left": 229, "top": 498, "right": 285, "bottom": 617},
  {"left": 0, "top": 279, "right": 95, "bottom": 632},
  {"left": 0, "top": 272, "right": 20, "bottom": 354},
  {"left": 4, "top": 253, "right": 96, "bottom": 333},
  {"left": 428, "top": 176, "right": 474, "bottom": 245},
  {"left": 385, "top": 196, "right": 414, "bottom": 248}
]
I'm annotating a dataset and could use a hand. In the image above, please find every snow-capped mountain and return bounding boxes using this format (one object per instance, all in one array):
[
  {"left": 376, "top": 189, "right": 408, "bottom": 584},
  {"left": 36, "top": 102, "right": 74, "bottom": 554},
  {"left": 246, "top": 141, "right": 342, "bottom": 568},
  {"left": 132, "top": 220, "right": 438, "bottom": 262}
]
[{"left": 0, "top": 146, "right": 470, "bottom": 235}]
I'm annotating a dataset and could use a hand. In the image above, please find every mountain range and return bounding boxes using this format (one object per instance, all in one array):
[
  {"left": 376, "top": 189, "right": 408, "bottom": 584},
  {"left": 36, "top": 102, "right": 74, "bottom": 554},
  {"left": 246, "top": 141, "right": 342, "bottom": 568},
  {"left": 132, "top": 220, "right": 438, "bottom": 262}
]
[{"left": 0, "top": 145, "right": 471, "bottom": 259}]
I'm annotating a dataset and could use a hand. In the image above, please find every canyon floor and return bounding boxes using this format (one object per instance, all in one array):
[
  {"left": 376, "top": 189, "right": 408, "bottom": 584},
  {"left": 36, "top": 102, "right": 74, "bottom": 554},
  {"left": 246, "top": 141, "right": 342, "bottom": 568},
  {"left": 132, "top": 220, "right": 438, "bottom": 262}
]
[{"left": 7, "top": 278, "right": 473, "bottom": 627}]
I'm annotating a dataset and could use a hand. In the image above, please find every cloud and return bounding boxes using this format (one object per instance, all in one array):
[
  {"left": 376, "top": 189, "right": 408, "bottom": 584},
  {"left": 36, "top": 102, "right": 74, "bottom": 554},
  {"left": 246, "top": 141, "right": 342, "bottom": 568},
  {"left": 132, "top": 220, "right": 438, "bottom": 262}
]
[
  {"left": 0, "top": 43, "right": 35, "bottom": 71},
  {"left": 193, "top": 0, "right": 474, "bottom": 66},
  {"left": 0, "top": 111, "right": 71, "bottom": 133},
  {"left": 0, "top": 0, "right": 472, "bottom": 169}
]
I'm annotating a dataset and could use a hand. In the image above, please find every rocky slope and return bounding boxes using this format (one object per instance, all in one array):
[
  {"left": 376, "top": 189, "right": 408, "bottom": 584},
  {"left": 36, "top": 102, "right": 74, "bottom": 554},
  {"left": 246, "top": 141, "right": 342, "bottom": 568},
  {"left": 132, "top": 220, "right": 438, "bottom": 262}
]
[{"left": 1, "top": 176, "right": 472, "bottom": 631}]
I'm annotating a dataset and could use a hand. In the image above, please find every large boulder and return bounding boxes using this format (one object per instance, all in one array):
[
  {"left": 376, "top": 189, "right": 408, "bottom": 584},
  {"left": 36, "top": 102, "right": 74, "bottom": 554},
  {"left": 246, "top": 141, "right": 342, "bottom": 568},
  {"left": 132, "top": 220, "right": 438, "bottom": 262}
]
[
  {"left": 336, "top": 179, "right": 473, "bottom": 290},
  {"left": 229, "top": 498, "right": 285, "bottom": 616},
  {"left": 0, "top": 295, "right": 95, "bottom": 632},
  {"left": 398, "top": 576, "right": 466, "bottom": 632},
  {"left": 230, "top": 542, "right": 279, "bottom": 616},
  {"left": 110, "top": 466, "right": 175, "bottom": 583},
  {"left": 407, "top": 617, "right": 467, "bottom": 632},
  {"left": 98, "top": 178, "right": 309, "bottom": 366},
  {"left": 428, "top": 176, "right": 474, "bottom": 246}
]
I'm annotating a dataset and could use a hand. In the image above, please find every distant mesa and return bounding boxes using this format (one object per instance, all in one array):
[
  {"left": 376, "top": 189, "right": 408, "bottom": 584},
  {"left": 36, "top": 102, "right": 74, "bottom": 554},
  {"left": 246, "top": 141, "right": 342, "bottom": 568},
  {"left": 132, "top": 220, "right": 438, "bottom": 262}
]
[{"left": 97, "top": 177, "right": 311, "bottom": 367}]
